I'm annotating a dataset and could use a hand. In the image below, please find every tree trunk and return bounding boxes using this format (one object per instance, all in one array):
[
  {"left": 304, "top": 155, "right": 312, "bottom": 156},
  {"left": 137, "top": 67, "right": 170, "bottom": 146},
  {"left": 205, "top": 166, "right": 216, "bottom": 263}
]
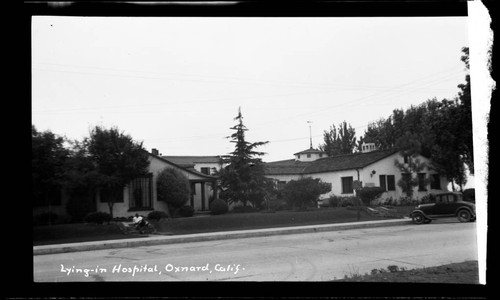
[{"left": 108, "top": 202, "right": 114, "bottom": 219}]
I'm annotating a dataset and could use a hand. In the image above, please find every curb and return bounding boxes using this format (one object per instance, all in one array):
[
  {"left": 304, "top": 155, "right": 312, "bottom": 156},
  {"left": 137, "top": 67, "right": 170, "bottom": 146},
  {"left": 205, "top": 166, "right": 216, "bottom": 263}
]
[{"left": 33, "top": 218, "right": 412, "bottom": 256}]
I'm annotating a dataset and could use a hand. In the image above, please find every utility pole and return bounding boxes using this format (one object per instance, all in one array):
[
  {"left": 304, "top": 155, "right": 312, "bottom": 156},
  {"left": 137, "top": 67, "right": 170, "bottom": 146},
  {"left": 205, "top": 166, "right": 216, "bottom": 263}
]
[{"left": 307, "top": 121, "right": 313, "bottom": 149}]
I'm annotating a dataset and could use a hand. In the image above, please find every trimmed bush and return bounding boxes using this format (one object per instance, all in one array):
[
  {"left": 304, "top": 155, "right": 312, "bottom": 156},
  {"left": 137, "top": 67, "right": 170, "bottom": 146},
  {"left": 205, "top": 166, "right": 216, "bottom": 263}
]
[
  {"left": 84, "top": 211, "right": 112, "bottom": 224},
  {"left": 341, "top": 196, "right": 360, "bottom": 207},
  {"left": 147, "top": 210, "right": 169, "bottom": 221},
  {"left": 357, "top": 187, "right": 385, "bottom": 206},
  {"left": 157, "top": 168, "right": 190, "bottom": 215},
  {"left": 281, "top": 177, "right": 332, "bottom": 209},
  {"left": 179, "top": 205, "right": 195, "bottom": 217},
  {"left": 210, "top": 198, "right": 229, "bottom": 215}
]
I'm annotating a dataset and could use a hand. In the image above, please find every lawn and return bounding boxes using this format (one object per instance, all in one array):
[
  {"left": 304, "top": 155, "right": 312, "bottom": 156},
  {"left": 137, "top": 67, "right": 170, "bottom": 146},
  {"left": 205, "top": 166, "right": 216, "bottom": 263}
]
[
  {"left": 33, "top": 206, "right": 412, "bottom": 246},
  {"left": 334, "top": 260, "right": 479, "bottom": 284}
]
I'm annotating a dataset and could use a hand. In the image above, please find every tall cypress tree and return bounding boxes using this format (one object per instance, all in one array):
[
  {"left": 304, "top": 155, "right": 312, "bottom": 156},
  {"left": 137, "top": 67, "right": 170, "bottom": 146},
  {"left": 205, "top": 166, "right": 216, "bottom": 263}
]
[{"left": 217, "top": 108, "right": 269, "bottom": 208}]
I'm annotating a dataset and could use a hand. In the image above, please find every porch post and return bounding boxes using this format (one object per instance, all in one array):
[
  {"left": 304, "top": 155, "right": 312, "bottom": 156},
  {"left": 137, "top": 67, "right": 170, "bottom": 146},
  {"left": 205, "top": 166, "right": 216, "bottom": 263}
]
[
  {"left": 212, "top": 179, "right": 218, "bottom": 200},
  {"left": 201, "top": 182, "right": 206, "bottom": 211}
]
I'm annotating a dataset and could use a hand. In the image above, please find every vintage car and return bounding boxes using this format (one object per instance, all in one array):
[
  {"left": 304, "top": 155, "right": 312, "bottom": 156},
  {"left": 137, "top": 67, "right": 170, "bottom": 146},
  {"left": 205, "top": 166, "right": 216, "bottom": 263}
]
[{"left": 410, "top": 192, "right": 476, "bottom": 224}]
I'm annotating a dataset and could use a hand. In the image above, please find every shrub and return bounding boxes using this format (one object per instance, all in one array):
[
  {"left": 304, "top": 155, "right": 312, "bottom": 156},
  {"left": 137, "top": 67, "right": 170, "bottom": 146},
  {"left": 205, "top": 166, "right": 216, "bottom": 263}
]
[
  {"left": 398, "top": 196, "right": 419, "bottom": 207},
  {"left": 357, "top": 187, "right": 385, "bottom": 206},
  {"left": 84, "top": 211, "right": 112, "bottom": 224},
  {"left": 326, "top": 195, "right": 340, "bottom": 207},
  {"left": 210, "top": 198, "right": 229, "bottom": 215},
  {"left": 264, "top": 197, "right": 288, "bottom": 211},
  {"left": 33, "top": 212, "right": 59, "bottom": 226},
  {"left": 382, "top": 196, "right": 395, "bottom": 206},
  {"left": 156, "top": 168, "right": 190, "bottom": 215},
  {"left": 339, "top": 196, "right": 357, "bottom": 207},
  {"left": 179, "top": 205, "right": 195, "bottom": 217},
  {"left": 281, "top": 177, "right": 331, "bottom": 209},
  {"left": 318, "top": 198, "right": 330, "bottom": 208},
  {"left": 420, "top": 194, "right": 432, "bottom": 204},
  {"left": 147, "top": 210, "right": 169, "bottom": 221},
  {"left": 66, "top": 191, "right": 97, "bottom": 223}
]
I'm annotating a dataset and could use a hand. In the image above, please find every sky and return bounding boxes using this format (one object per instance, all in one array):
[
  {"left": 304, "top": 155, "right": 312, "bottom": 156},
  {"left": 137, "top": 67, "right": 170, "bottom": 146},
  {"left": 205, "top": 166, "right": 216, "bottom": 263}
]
[{"left": 31, "top": 16, "right": 469, "bottom": 162}]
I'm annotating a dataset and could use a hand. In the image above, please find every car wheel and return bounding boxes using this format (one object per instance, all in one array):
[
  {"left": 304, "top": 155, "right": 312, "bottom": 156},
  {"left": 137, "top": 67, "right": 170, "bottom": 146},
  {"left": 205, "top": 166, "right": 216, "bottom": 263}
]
[
  {"left": 424, "top": 219, "right": 432, "bottom": 224},
  {"left": 457, "top": 210, "right": 471, "bottom": 222},
  {"left": 412, "top": 212, "right": 426, "bottom": 224}
]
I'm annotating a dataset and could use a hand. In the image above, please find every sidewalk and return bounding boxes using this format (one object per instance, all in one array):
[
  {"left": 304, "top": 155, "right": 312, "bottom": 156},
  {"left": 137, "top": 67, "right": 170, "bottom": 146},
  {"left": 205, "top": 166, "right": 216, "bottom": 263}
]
[{"left": 33, "top": 218, "right": 412, "bottom": 255}]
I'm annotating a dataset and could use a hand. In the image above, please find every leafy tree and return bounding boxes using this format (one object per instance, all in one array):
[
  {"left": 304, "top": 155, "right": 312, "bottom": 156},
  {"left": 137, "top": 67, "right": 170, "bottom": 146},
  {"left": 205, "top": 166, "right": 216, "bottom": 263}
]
[
  {"left": 358, "top": 47, "right": 473, "bottom": 189},
  {"left": 320, "top": 121, "right": 357, "bottom": 156},
  {"left": 156, "top": 168, "right": 190, "bottom": 216},
  {"left": 281, "top": 177, "right": 331, "bottom": 210},
  {"left": 358, "top": 117, "right": 395, "bottom": 151},
  {"left": 32, "top": 125, "right": 70, "bottom": 210},
  {"left": 394, "top": 155, "right": 428, "bottom": 199},
  {"left": 85, "top": 126, "right": 150, "bottom": 218},
  {"left": 62, "top": 139, "right": 103, "bottom": 221},
  {"left": 217, "top": 108, "right": 269, "bottom": 207},
  {"left": 456, "top": 47, "right": 474, "bottom": 174}
]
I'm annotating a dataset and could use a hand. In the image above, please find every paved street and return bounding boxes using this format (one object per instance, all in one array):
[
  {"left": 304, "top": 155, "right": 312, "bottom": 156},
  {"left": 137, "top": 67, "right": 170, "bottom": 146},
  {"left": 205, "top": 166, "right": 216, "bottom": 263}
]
[{"left": 34, "top": 219, "right": 478, "bottom": 282}]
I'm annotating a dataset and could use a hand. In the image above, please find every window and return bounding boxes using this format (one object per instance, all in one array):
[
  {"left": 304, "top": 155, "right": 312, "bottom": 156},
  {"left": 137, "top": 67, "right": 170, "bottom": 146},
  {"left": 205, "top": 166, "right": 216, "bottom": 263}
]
[
  {"left": 200, "top": 167, "right": 211, "bottom": 175},
  {"left": 404, "top": 156, "right": 409, "bottom": 164},
  {"left": 387, "top": 175, "right": 396, "bottom": 191},
  {"left": 319, "top": 153, "right": 323, "bottom": 158},
  {"left": 277, "top": 181, "right": 286, "bottom": 190},
  {"left": 418, "top": 173, "right": 427, "bottom": 191},
  {"left": 379, "top": 175, "right": 386, "bottom": 191},
  {"left": 430, "top": 174, "right": 441, "bottom": 190},
  {"left": 128, "top": 174, "right": 153, "bottom": 209},
  {"left": 307, "top": 154, "right": 311, "bottom": 158},
  {"left": 341, "top": 177, "right": 353, "bottom": 194},
  {"left": 379, "top": 175, "right": 396, "bottom": 191}
]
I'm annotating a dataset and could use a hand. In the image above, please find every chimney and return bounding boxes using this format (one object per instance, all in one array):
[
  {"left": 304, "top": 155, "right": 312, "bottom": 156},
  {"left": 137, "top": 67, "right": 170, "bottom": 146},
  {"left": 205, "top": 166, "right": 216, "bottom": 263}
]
[
  {"left": 151, "top": 148, "right": 159, "bottom": 156},
  {"left": 361, "top": 143, "right": 377, "bottom": 153}
]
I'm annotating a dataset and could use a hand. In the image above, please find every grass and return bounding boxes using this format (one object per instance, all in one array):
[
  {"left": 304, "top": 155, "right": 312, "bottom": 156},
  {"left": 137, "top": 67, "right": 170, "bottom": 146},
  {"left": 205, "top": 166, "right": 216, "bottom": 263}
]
[
  {"left": 33, "top": 206, "right": 411, "bottom": 246},
  {"left": 334, "top": 261, "right": 479, "bottom": 284}
]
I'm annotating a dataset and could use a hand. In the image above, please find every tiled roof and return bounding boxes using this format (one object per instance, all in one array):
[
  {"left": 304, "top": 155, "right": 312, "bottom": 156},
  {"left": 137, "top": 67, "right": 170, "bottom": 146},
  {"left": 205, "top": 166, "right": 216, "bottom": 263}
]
[
  {"left": 162, "top": 156, "right": 222, "bottom": 166},
  {"left": 264, "top": 159, "right": 313, "bottom": 175},
  {"left": 265, "top": 149, "right": 399, "bottom": 175},
  {"left": 293, "top": 148, "right": 326, "bottom": 155},
  {"left": 144, "top": 151, "right": 218, "bottom": 180}
]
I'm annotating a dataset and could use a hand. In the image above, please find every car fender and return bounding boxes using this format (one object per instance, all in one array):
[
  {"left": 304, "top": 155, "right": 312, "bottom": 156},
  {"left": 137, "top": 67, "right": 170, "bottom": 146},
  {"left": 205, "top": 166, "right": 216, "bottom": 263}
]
[
  {"left": 454, "top": 206, "right": 476, "bottom": 218},
  {"left": 410, "top": 209, "right": 433, "bottom": 220}
]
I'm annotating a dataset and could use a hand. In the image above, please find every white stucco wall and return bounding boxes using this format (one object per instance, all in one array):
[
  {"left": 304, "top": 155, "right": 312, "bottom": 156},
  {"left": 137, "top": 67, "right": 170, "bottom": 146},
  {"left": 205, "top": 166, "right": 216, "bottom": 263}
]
[
  {"left": 96, "top": 155, "right": 216, "bottom": 218},
  {"left": 265, "top": 152, "right": 450, "bottom": 205}
]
